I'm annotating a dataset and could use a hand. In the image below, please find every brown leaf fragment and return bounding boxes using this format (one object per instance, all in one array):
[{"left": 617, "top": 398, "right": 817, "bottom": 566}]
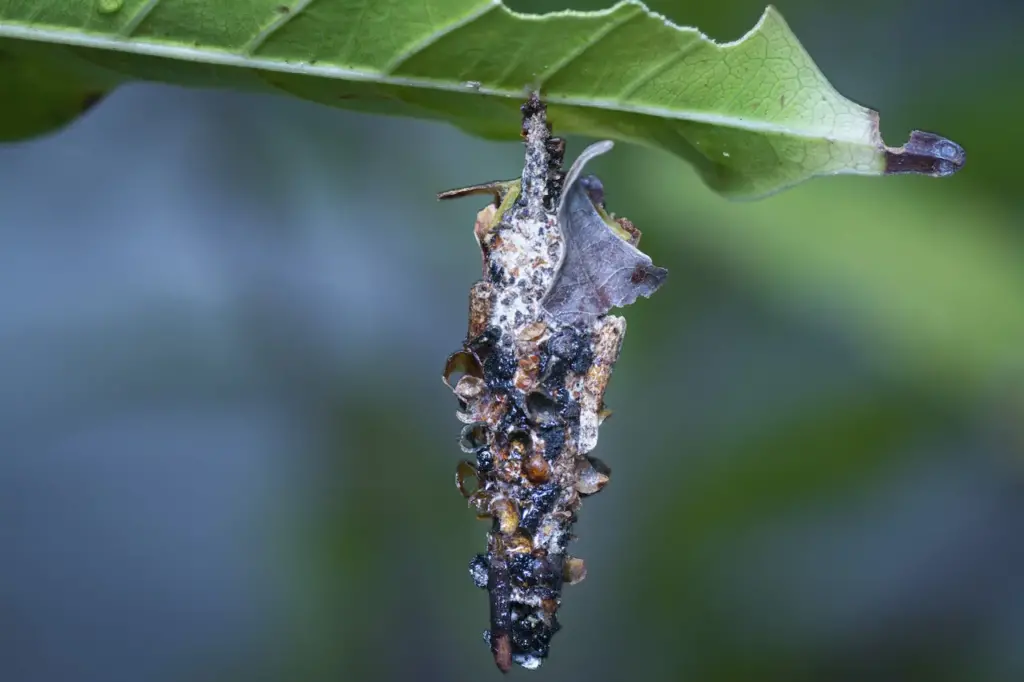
[
  {"left": 492, "top": 632, "right": 512, "bottom": 674},
  {"left": 563, "top": 557, "right": 587, "bottom": 585},
  {"left": 579, "top": 316, "right": 625, "bottom": 453},
  {"left": 467, "top": 281, "right": 492, "bottom": 339},
  {"left": 443, "top": 350, "right": 483, "bottom": 392},
  {"left": 486, "top": 541, "right": 514, "bottom": 673},
  {"left": 575, "top": 456, "right": 611, "bottom": 495},
  {"left": 455, "top": 460, "right": 479, "bottom": 498},
  {"left": 542, "top": 141, "right": 668, "bottom": 325},
  {"left": 437, "top": 179, "right": 511, "bottom": 204},
  {"left": 615, "top": 217, "right": 641, "bottom": 247}
]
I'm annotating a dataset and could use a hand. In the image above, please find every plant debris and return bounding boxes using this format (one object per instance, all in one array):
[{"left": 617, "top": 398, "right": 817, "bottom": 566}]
[{"left": 439, "top": 94, "right": 667, "bottom": 672}]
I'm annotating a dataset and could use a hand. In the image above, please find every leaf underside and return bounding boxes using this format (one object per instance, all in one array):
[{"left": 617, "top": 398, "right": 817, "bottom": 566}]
[{"left": 0, "top": 0, "right": 962, "bottom": 197}]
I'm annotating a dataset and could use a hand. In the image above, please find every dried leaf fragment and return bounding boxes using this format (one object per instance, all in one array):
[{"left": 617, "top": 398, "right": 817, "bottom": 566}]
[{"left": 542, "top": 141, "right": 668, "bottom": 326}]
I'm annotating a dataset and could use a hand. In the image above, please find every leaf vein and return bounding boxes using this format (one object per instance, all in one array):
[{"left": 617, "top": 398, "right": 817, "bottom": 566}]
[
  {"left": 536, "top": 6, "right": 641, "bottom": 87},
  {"left": 617, "top": 38, "right": 700, "bottom": 100},
  {"left": 382, "top": 0, "right": 499, "bottom": 75},
  {"left": 493, "top": 34, "right": 536, "bottom": 88},
  {"left": 120, "top": 0, "right": 161, "bottom": 37},
  {"left": 245, "top": 0, "right": 316, "bottom": 55}
]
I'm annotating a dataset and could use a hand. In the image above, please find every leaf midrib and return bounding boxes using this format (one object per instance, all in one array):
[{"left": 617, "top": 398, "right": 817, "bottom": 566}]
[{"left": 0, "top": 17, "right": 866, "bottom": 144}]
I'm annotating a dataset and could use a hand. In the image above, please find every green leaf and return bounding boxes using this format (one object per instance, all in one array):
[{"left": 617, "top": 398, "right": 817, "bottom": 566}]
[
  {"left": 0, "top": 1, "right": 961, "bottom": 197},
  {"left": 0, "top": 44, "right": 107, "bottom": 142}
]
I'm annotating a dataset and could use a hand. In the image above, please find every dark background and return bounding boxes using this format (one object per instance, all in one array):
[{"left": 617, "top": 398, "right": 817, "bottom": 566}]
[{"left": 2, "top": 1, "right": 1023, "bottom": 680}]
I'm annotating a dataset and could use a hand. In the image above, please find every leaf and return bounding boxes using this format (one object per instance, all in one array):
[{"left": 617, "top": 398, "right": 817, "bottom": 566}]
[
  {"left": 543, "top": 140, "right": 668, "bottom": 324},
  {"left": 0, "top": 1, "right": 962, "bottom": 197},
  {"left": 0, "top": 45, "right": 107, "bottom": 142}
]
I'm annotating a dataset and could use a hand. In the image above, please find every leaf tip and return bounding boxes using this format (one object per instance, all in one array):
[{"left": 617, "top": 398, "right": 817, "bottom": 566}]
[{"left": 884, "top": 131, "right": 966, "bottom": 178}]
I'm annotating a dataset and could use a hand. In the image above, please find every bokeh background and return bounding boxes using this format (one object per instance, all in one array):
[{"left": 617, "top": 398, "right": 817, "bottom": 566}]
[{"left": 2, "top": 0, "right": 1023, "bottom": 680}]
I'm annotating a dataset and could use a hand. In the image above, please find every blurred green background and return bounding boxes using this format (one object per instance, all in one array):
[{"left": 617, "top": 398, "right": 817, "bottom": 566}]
[{"left": 2, "top": 1, "right": 1023, "bottom": 681}]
